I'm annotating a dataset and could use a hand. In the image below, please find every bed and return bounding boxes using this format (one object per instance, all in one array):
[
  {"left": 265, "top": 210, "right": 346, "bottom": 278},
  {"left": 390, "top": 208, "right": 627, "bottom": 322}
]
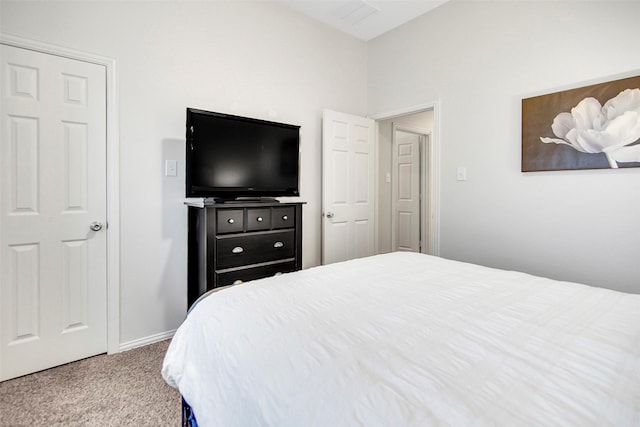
[{"left": 162, "top": 252, "right": 640, "bottom": 426}]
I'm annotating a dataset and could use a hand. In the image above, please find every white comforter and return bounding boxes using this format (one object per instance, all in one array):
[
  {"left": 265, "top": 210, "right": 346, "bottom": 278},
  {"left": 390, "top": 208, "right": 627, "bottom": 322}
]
[{"left": 162, "top": 252, "right": 640, "bottom": 426}]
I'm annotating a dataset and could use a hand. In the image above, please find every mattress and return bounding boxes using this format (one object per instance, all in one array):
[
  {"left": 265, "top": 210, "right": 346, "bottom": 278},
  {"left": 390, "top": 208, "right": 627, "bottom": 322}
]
[{"left": 162, "top": 252, "right": 640, "bottom": 426}]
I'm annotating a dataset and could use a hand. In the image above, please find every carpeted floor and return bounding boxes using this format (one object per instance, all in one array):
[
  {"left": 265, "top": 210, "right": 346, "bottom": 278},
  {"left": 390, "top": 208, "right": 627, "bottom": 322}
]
[{"left": 0, "top": 339, "right": 181, "bottom": 426}]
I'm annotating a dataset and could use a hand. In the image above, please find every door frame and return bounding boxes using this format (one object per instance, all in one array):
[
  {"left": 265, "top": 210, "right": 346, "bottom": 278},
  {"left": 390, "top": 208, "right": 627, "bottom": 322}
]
[
  {"left": 391, "top": 124, "right": 431, "bottom": 254},
  {"left": 0, "top": 33, "right": 121, "bottom": 355},
  {"left": 371, "top": 101, "right": 441, "bottom": 256}
]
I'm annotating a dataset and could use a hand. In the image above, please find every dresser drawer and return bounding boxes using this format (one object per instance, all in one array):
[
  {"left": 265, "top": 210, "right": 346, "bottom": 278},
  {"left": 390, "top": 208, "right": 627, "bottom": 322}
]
[
  {"left": 272, "top": 206, "right": 295, "bottom": 229},
  {"left": 246, "top": 208, "right": 272, "bottom": 231},
  {"left": 216, "top": 230, "right": 295, "bottom": 269},
  {"left": 216, "top": 209, "right": 244, "bottom": 234},
  {"left": 217, "top": 261, "right": 296, "bottom": 286}
]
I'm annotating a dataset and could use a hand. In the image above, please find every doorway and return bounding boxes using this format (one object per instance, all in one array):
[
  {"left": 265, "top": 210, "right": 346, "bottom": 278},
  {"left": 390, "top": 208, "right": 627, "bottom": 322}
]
[
  {"left": 391, "top": 125, "right": 430, "bottom": 253},
  {"left": 372, "top": 105, "right": 440, "bottom": 256}
]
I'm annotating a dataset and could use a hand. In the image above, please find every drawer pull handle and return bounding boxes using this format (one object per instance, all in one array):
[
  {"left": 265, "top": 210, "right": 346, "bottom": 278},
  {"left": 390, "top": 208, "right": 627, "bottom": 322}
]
[
  {"left": 257, "top": 217, "right": 263, "bottom": 222},
  {"left": 282, "top": 215, "right": 288, "bottom": 221},
  {"left": 231, "top": 246, "right": 244, "bottom": 254},
  {"left": 227, "top": 218, "right": 235, "bottom": 224},
  {"left": 273, "top": 241, "right": 284, "bottom": 248},
  {"left": 233, "top": 279, "right": 244, "bottom": 285}
]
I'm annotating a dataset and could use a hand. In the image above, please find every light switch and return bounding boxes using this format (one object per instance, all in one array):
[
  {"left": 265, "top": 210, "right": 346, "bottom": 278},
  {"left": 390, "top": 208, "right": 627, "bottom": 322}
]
[
  {"left": 385, "top": 172, "right": 391, "bottom": 183},
  {"left": 165, "top": 160, "right": 177, "bottom": 177},
  {"left": 456, "top": 167, "right": 467, "bottom": 181}
]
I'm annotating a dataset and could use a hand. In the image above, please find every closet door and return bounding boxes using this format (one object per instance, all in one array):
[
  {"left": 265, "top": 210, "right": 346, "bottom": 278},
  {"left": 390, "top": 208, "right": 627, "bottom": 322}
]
[{"left": 0, "top": 44, "right": 107, "bottom": 380}]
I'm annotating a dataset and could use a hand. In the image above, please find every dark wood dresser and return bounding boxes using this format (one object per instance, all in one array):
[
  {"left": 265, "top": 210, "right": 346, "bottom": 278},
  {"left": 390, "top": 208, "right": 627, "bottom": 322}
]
[{"left": 186, "top": 201, "right": 303, "bottom": 307}]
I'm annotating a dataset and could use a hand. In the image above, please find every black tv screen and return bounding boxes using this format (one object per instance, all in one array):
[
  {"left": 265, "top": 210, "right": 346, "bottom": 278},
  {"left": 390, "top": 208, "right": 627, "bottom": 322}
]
[{"left": 186, "top": 108, "right": 300, "bottom": 199}]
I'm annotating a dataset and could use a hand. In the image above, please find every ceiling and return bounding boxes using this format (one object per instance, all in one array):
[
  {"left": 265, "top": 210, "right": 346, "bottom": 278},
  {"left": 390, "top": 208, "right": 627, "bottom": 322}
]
[{"left": 279, "top": 0, "right": 449, "bottom": 41}]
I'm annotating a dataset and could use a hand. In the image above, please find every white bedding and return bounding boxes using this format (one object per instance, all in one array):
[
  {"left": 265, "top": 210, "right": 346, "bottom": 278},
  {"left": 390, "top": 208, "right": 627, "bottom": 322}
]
[{"left": 162, "top": 252, "right": 640, "bottom": 426}]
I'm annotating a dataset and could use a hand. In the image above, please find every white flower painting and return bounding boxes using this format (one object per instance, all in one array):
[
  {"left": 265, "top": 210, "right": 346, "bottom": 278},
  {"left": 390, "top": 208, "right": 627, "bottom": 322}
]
[
  {"left": 539, "top": 88, "right": 640, "bottom": 168},
  {"left": 522, "top": 75, "right": 640, "bottom": 172}
]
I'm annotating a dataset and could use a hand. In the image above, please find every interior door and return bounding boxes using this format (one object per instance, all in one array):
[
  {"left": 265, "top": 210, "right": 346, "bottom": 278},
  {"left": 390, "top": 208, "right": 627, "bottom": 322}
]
[
  {"left": 392, "top": 130, "right": 421, "bottom": 252},
  {"left": 322, "top": 110, "right": 376, "bottom": 265},
  {"left": 0, "top": 45, "right": 108, "bottom": 381}
]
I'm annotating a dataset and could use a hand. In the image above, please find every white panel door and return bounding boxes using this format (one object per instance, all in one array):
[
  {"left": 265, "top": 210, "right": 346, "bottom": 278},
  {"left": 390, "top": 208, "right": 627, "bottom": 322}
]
[
  {"left": 322, "top": 110, "right": 375, "bottom": 265},
  {"left": 0, "top": 45, "right": 107, "bottom": 381},
  {"left": 392, "top": 131, "right": 421, "bottom": 252}
]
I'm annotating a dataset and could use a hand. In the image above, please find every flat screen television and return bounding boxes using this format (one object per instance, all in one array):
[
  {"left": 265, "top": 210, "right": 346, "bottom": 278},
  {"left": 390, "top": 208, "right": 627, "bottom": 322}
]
[{"left": 185, "top": 108, "right": 300, "bottom": 200}]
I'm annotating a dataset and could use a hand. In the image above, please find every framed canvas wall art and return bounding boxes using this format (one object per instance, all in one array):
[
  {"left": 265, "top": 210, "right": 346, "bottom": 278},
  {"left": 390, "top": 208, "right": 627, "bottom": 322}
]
[{"left": 522, "top": 75, "right": 640, "bottom": 172}]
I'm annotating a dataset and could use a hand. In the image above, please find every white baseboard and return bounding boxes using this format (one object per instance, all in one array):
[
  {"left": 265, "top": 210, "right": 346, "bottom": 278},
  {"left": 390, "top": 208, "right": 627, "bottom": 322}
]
[{"left": 117, "top": 329, "right": 176, "bottom": 353}]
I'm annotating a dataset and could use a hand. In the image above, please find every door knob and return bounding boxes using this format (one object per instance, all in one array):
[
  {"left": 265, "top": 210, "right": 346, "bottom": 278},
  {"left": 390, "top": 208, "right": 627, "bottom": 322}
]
[
  {"left": 326, "top": 212, "right": 334, "bottom": 219},
  {"left": 90, "top": 221, "right": 103, "bottom": 231}
]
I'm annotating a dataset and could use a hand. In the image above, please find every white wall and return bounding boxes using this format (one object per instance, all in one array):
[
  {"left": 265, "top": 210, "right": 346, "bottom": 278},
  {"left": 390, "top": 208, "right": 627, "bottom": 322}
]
[
  {"left": 3, "top": 0, "right": 638, "bottom": 350},
  {"left": 1, "top": 1, "right": 367, "bottom": 345},
  {"left": 368, "top": 1, "right": 640, "bottom": 293}
]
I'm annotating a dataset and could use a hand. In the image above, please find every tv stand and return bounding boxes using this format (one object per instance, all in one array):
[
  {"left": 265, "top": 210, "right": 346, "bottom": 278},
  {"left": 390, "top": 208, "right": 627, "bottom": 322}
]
[
  {"left": 232, "top": 197, "right": 280, "bottom": 203},
  {"left": 186, "top": 201, "right": 304, "bottom": 307},
  {"left": 203, "top": 197, "right": 281, "bottom": 204}
]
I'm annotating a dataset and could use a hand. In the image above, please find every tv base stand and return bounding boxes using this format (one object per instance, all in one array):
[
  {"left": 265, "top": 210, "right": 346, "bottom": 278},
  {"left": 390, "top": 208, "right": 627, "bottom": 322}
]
[{"left": 203, "top": 197, "right": 281, "bottom": 204}]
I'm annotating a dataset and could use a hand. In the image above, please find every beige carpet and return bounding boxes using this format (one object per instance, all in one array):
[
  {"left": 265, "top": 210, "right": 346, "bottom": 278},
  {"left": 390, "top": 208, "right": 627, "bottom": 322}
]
[{"left": 0, "top": 339, "right": 181, "bottom": 426}]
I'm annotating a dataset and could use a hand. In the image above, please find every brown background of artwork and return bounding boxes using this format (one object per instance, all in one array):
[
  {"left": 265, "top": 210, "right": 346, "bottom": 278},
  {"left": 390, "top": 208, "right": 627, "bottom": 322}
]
[{"left": 522, "top": 75, "right": 640, "bottom": 172}]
